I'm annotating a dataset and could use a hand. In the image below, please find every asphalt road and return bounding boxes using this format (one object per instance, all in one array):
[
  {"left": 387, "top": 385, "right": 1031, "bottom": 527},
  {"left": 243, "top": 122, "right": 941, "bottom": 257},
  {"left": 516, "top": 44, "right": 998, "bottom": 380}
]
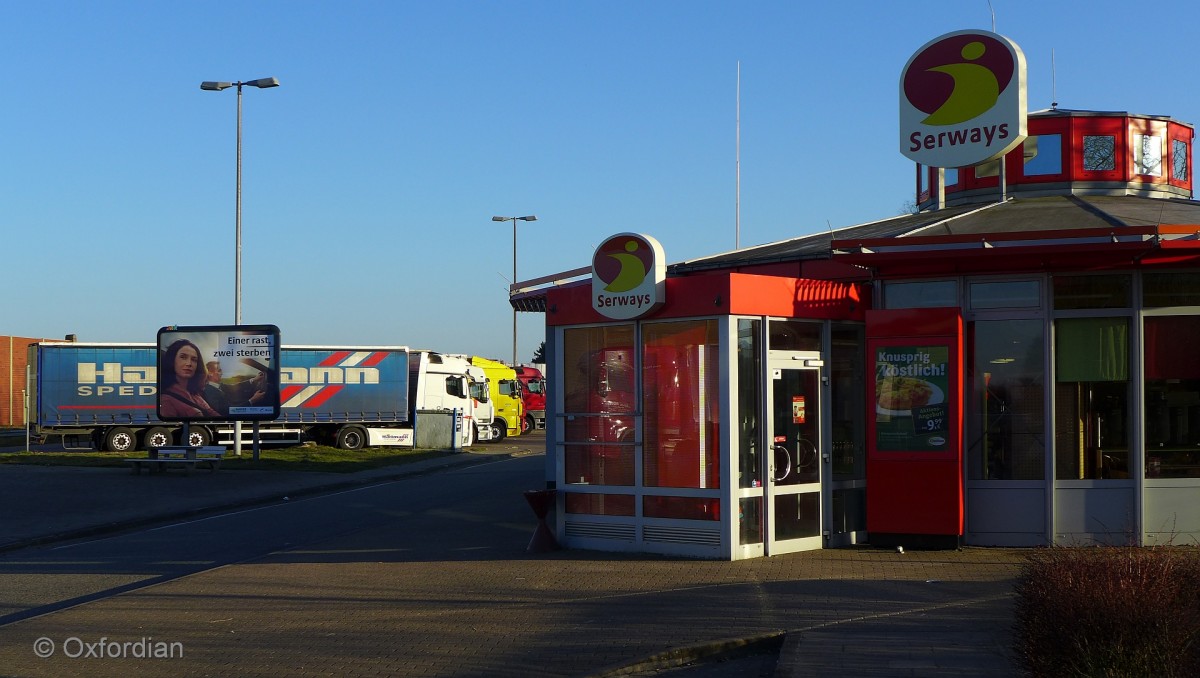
[{"left": 0, "top": 453, "right": 543, "bottom": 627}]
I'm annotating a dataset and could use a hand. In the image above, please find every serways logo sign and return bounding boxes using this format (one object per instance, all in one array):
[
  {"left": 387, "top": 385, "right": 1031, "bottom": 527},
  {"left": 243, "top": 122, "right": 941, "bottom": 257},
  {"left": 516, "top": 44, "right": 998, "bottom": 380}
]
[
  {"left": 591, "top": 232, "right": 666, "bottom": 320},
  {"left": 899, "top": 29, "right": 1026, "bottom": 168}
]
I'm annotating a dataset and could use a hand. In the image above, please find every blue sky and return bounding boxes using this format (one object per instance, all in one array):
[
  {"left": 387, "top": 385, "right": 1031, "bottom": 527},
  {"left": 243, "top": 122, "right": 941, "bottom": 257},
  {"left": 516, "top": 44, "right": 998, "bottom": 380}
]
[{"left": 2, "top": 1, "right": 1195, "bottom": 363}]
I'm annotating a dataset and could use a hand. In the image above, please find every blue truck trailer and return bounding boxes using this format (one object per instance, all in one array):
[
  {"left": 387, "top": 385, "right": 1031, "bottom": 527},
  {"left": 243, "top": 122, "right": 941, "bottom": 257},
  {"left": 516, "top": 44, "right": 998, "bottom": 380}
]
[{"left": 27, "top": 342, "right": 414, "bottom": 451}]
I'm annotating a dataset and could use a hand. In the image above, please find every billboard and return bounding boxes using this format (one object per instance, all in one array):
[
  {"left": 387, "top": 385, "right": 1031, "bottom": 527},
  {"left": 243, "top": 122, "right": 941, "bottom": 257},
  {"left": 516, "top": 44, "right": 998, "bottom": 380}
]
[{"left": 156, "top": 325, "right": 281, "bottom": 422}]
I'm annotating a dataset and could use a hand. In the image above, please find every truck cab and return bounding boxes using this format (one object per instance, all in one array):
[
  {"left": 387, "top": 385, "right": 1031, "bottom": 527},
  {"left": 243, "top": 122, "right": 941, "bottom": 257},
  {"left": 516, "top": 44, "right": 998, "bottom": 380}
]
[
  {"left": 408, "top": 351, "right": 479, "bottom": 447},
  {"left": 465, "top": 364, "right": 497, "bottom": 442},
  {"left": 514, "top": 365, "right": 546, "bottom": 431},
  {"left": 468, "top": 356, "right": 524, "bottom": 440}
]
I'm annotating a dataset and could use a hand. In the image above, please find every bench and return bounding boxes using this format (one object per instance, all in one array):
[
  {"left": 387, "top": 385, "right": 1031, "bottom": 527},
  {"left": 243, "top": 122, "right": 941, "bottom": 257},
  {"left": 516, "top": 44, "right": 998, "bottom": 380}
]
[{"left": 127, "top": 446, "right": 226, "bottom": 475}]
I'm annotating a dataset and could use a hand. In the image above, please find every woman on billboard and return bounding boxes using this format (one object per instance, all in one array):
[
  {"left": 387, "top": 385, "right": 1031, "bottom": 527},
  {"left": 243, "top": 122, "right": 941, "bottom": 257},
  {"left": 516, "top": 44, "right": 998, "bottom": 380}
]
[{"left": 159, "top": 339, "right": 221, "bottom": 419}]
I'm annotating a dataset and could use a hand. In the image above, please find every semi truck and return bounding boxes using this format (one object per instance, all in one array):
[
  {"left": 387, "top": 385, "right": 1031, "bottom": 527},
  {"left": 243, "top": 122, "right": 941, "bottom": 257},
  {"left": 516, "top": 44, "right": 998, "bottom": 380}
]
[
  {"left": 514, "top": 365, "right": 546, "bottom": 431},
  {"left": 466, "top": 356, "right": 524, "bottom": 440},
  {"left": 27, "top": 342, "right": 479, "bottom": 451},
  {"left": 406, "top": 350, "right": 484, "bottom": 447}
]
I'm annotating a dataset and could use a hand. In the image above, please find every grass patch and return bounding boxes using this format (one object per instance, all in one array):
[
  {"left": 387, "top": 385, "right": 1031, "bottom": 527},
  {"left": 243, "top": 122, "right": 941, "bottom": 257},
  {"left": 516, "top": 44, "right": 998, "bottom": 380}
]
[
  {"left": 1014, "top": 545, "right": 1200, "bottom": 677},
  {"left": 0, "top": 445, "right": 454, "bottom": 473}
]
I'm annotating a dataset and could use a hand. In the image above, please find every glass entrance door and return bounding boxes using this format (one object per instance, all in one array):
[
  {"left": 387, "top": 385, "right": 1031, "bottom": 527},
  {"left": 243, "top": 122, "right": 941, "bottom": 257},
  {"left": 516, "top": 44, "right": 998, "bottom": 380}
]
[{"left": 766, "top": 362, "right": 823, "bottom": 553}]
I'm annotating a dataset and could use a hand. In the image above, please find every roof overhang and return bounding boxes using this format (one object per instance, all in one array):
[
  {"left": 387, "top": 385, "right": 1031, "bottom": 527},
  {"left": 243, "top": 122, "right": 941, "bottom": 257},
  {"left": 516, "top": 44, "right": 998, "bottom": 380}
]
[{"left": 832, "top": 225, "right": 1200, "bottom": 276}]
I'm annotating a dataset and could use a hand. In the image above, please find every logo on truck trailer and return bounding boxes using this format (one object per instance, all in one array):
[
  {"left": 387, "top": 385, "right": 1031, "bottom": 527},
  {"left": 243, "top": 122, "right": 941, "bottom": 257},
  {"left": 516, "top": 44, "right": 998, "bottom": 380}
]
[
  {"left": 73, "top": 351, "right": 388, "bottom": 405},
  {"left": 76, "top": 363, "right": 156, "bottom": 396}
]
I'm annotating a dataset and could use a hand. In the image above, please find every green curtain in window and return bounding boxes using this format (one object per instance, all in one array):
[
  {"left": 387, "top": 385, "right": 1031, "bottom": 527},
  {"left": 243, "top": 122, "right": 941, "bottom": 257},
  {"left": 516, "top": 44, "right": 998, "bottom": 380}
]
[{"left": 1056, "top": 318, "right": 1128, "bottom": 382}]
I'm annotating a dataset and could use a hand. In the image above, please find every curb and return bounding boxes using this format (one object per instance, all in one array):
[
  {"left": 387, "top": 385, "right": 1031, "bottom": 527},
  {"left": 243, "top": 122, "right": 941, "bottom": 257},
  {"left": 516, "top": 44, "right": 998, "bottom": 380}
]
[{"left": 586, "top": 631, "right": 787, "bottom": 677}]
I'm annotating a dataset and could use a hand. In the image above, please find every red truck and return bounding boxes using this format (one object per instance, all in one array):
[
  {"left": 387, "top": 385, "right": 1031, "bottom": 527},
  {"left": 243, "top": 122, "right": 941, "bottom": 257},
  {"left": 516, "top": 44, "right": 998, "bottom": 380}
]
[{"left": 514, "top": 365, "right": 546, "bottom": 432}]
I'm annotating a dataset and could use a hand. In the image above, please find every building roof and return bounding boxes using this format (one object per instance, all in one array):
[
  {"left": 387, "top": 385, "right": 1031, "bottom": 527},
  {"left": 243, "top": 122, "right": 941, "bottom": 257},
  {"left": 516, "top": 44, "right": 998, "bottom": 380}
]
[{"left": 672, "top": 194, "right": 1200, "bottom": 274}]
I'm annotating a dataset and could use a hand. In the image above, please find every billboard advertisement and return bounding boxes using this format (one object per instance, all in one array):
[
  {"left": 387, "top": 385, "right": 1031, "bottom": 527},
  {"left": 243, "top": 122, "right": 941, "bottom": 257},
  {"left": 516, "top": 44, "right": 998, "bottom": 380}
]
[{"left": 156, "top": 325, "right": 281, "bottom": 422}]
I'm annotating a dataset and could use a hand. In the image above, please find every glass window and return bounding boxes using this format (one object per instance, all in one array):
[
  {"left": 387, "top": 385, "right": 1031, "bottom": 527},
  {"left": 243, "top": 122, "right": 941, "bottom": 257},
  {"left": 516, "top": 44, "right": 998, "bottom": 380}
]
[
  {"left": 945, "top": 168, "right": 959, "bottom": 186},
  {"left": 1054, "top": 318, "right": 1131, "bottom": 480},
  {"left": 769, "top": 320, "right": 821, "bottom": 351},
  {"left": 562, "top": 325, "right": 634, "bottom": 414},
  {"left": 831, "top": 324, "right": 866, "bottom": 482},
  {"left": 1173, "top": 139, "right": 1189, "bottom": 181},
  {"left": 1143, "top": 272, "right": 1200, "bottom": 307},
  {"left": 1133, "top": 134, "right": 1162, "bottom": 176},
  {"left": 884, "top": 280, "right": 958, "bottom": 309},
  {"left": 643, "top": 496, "right": 720, "bottom": 521},
  {"left": 444, "top": 376, "right": 465, "bottom": 398},
  {"left": 1083, "top": 135, "right": 1116, "bottom": 171},
  {"left": 641, "top": 320, "right": 721, "bottom": 489},
  {"left": 969, "top": 280, "right": 1041, "bottom": 310},
  {"left": 970, "top": 319, "right": 1045, "bottom": 480},
  {"left": 737, "top": 319, "right": 762, "bottom": 490},
  {"left": 974, "top": 159, "right": 1000, "bottom": 178},
  {"left": 565, "top": 493, "right": 635, "bottom": 516},
  {"left": 1053, "top": 275, "right": 1132, "bottom": 310},
  {"left": 561, "top": 325, "right": 636, "bottom": 487},
  {"left": 1144, "top": 316, "right": 1200, "bottom": 478},
  {"left": 1024, "top": 135, "right": 1063, "bottom": 176}
]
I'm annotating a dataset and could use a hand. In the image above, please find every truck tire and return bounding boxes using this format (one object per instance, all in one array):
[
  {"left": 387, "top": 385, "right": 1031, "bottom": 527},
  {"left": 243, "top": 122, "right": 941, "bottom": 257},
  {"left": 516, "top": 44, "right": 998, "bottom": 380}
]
[
  {"left": 493, "top": 420, "right": 507, "bottom": 442},
  {"left": 336, "top": 426, "right": 368, "bottom": 450},
  {"left": 524, "top": 414, "right": 535, "bottom": 433},
  {"left": 181, "top": 427, "right": 211, "bottom": 447},
  {"left": 104, "top": 427, "right": 136, "bottom": 453},
  {"left": 143, "top": 427, "right": 172, "bottom": 450}
]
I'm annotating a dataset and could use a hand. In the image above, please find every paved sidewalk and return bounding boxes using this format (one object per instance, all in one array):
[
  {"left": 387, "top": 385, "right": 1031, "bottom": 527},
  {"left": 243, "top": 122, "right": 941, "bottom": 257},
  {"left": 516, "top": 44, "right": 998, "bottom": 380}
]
[{"left": 0, "top": 444, "right": 1028, "bottom": 676}]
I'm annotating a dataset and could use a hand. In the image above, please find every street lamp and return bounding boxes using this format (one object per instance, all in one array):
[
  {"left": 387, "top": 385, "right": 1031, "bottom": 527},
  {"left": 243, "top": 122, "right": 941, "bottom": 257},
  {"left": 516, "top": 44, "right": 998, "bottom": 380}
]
[
  {"left": 201, "top": 77, "right": 279, "bottom": 457},
  {"left": 199, "top": 77, "right": 280, "bottom": 326},
  {"left": 492, "top": 215, "right": 537, "bottom": 366}
]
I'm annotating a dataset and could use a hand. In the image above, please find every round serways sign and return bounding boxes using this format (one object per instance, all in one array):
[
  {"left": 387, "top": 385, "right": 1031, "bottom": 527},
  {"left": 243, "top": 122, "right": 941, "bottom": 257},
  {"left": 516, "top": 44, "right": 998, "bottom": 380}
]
[
  {"left": 591, "top": 232, "right": 666, "bottom": 320},
  {"left": 899, "top": 29, "right": 1026, "bottom": 168}
]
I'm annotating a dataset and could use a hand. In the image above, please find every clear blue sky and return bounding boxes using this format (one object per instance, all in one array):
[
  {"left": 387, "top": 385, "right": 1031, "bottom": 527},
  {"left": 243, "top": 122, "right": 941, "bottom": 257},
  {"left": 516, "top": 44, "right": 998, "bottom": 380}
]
[{"left": 3, "top": 1, "right": 1194, "bottom": 363}]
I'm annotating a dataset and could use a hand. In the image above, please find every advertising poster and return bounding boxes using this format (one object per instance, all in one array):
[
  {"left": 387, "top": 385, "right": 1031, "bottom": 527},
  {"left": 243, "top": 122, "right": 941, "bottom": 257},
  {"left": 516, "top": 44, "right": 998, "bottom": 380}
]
[
  {"left": 874, "top": 344, "right": 950, "bottom": 452},
  {"left": 156, "top": 325, "right": 281, "bottom": 422}
]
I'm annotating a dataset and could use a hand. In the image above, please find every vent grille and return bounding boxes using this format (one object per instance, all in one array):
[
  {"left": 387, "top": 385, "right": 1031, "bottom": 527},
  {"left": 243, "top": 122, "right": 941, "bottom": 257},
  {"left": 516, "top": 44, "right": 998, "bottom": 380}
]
[
  {"left": 643, "top": 525, "right": 721, "bottom": 546},
  {"left": 565, "top": 521, "right": 636, "bottom": 541}
]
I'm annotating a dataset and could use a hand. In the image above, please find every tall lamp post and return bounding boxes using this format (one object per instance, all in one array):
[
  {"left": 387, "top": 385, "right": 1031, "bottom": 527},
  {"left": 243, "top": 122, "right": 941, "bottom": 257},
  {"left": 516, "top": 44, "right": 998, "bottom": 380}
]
[
  {"left": 201, "top": 77, "right": 279, "bottom": 456},
  {"left": 492, "top": 215, "right": 537, "bottom": 366},
  {"left": 200, "top": 77, "right": 280, "bottom": 326}
]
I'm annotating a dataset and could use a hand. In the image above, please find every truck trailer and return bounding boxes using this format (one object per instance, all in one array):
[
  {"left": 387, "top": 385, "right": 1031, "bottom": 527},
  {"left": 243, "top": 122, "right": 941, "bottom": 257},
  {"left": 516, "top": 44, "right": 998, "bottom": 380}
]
[{"left": 26, "top": 342, "right": 474, "bottom": 452}]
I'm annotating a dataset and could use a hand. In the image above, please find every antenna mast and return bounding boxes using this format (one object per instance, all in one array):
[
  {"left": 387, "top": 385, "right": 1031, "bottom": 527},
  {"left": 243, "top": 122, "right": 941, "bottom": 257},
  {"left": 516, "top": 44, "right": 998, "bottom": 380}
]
[{"left": 1051, "top": 49, "right": 1058, "bottom": 109}]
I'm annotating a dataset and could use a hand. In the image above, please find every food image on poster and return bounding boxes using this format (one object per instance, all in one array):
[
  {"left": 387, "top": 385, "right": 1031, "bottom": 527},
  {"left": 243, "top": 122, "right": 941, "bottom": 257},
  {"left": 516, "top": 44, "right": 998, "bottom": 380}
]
[{"left": 876, "top": 376, "right": 942, "bottom": 413}]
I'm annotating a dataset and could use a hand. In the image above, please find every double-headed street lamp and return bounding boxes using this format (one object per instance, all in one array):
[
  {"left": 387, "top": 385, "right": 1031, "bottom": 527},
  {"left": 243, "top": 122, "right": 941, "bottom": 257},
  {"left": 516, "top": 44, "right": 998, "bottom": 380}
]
[
  {"left": 492, "top": 215, "right": 537, "bottom": 366},
  {"left": 199, "top": 77, "right": 280, "bottom": 326},
  {"left": 201, "top": 77, "right": 279, "bottom": 457}
]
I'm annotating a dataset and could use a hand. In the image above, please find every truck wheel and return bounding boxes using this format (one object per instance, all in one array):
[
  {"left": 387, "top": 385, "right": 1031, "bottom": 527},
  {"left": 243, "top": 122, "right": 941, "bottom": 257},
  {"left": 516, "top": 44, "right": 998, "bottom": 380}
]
[
  {"left": 104, "top": 427, "right": 136, "bottom": 453},
  {"left": 337, "top": 426, "right": 367, "bottom": 450},
  {"left": 493, "top": 421, "right": 507, "bottom": 442},
  {"left": 524, "top": 415, "right": 535, "bottom": 433},
  {"left": 182, "top": 427, "right": 211, "bottom": 447},
  {"left": 143, "top": 427, "right": 172, "bottom": 450}
]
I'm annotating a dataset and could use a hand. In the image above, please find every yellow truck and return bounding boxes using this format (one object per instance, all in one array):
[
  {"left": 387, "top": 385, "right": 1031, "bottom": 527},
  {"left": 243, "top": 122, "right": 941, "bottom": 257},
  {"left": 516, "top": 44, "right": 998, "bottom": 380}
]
[{"left": 468, "top": 356, "right": 524, "bottom": 440}]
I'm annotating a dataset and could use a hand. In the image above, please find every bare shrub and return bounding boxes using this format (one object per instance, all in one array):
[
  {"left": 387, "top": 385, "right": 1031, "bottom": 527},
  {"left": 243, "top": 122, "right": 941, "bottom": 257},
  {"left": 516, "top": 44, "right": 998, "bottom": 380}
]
[{"left": 1013, "top": 546, "right": 1200, "bottom": 677}]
